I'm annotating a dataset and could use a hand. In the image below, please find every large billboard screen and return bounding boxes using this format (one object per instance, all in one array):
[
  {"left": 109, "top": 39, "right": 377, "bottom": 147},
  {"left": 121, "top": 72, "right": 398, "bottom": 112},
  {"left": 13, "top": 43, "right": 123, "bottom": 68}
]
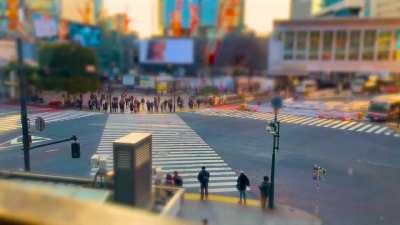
[
  {"left": 139, "top": 39, "right": 193, "bottom": 64},
  {"left": 69, "top": 22, "right": 101, "bottom": 47}
]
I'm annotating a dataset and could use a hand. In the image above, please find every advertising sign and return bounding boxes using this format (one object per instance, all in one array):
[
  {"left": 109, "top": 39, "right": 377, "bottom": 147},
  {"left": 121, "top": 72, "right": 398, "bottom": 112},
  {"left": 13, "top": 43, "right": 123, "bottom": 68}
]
[
  {"left": 396, "top": 30, "right": 400, "bottom": 61},
  {"left": 32, "top": 13, "right": 58, "bottom": 38},
  {"left": 69, "top": 22, "right": 101, "bottom": 47},
  {"left": 0, "top": 40, "right": 16, "bottom": 66},
  {"left": 26, "top": 0, "right": 57, "bottom": 14},
  {"left": 139, "top": 39, "right": 193, "bottom": 64}
]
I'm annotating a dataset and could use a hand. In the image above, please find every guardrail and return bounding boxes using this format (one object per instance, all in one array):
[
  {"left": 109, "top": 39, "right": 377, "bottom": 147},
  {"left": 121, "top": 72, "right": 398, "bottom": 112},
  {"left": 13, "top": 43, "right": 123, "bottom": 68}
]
[{"left": 155, "top": 186, "right": 185, "bottom": 218}]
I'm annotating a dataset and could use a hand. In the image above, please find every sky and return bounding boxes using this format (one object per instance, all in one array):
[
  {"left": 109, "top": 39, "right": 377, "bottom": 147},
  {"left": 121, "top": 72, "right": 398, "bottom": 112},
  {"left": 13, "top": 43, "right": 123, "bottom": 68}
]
[{"left": 104, "top": 0, "right": 290, "bottom": 38}]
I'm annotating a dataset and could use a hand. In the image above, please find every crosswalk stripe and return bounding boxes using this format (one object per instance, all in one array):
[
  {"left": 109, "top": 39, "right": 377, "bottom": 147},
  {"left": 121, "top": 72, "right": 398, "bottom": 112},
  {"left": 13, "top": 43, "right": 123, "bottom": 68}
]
[
  {"left": 309, "top": 119, "right": 329, "bottom": 126},
  {"left": 374, "top": 127, "right": 388, "bottom": 134},
  {"left": 365, "top": 125, "right": 381, "bottom": 133},
  {"left": 347, "top": 123, "right": 365, "bottom": 131},
  {"left": 184, "top": 182, "right": 236, "bottom": 188},
  {"left": 163, "top": 167, "right": 232, "bottom": 173},
  {"left": 92, "top": 114, "right": 237, "bottom": 193},
  {"left": 356, "top": 124, "right": 372, "bottom": 132},
  {"left": 322, "top": 120, "right": 342, "bottom": 128},
  {"left": 153, "top": 156, "right": 222, "bottom": 161},
  {"left": 299, "top": 118, "right": 320, "bottom": 125},
  {"left": 184, "top": 176, "right": 237, "bottom": 182},
  {"left": 339, "top": 122, "right": 357, "bottom": 130},
  {"left": 196, "top": 110, "right": 397, "bottom": 139},
  {"left": 180, "top": 172, "right": 236, "bottom": 177},
  {"left": 331, "top": 121, "right": 350, "bottom": 129}
]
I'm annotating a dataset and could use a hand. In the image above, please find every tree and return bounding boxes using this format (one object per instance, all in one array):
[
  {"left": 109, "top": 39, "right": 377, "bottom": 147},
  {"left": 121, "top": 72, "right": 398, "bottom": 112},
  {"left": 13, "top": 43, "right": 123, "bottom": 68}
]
[{"left": 38, "top": 43, "right": 100, "bottom": 94}]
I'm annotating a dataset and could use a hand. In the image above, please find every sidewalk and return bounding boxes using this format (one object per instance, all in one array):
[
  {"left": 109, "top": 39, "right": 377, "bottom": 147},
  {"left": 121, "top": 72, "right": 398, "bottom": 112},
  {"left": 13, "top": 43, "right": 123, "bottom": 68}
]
[{"left": 180, "top": 193, "right": 322, "bottom": 225}]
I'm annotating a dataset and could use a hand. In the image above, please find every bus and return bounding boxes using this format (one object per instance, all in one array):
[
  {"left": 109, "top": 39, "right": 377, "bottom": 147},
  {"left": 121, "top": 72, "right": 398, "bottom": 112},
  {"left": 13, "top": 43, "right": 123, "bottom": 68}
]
[{"left": 367, "top": 94, "right": 400, "bottom": 122}]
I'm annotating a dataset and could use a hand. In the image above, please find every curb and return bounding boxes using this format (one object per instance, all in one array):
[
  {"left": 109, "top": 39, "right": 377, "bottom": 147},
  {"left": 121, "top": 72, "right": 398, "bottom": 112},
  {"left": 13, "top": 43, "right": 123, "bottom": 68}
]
[{"left": 184, "top": 193, "right": 260, "bottom": 208}]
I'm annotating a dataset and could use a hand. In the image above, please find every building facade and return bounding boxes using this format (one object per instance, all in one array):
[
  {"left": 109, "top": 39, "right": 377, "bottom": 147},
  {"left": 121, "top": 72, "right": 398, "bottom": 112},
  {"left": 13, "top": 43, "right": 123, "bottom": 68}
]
[
  {"left": 369, "top": 0, "right": 400, "bottom": 18},
  {"left": 291, "top": 0, "right": 312, "bottom": 20},
  {"left": 268, "top": 18, "right": 400, "bottom": 76}
]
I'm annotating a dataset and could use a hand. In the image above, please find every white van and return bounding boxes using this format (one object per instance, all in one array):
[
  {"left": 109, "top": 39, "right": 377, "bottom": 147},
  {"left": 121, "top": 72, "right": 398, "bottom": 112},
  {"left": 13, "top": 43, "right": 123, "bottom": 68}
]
[{"left": 367, "top": 94, "right": 400, "bottom": 122}]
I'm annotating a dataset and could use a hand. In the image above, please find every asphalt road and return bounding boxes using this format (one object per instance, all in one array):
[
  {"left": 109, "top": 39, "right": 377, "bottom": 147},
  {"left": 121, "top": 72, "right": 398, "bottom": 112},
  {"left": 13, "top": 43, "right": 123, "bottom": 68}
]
[
  {"left": 0, "top": 114, "right": 107, "bottom": 176},
  {"left": 179, "top": 113, "right": 400, "bottom": 225},
  {"left": 1, "top": 110, "right": 399, "bottom": 225}
]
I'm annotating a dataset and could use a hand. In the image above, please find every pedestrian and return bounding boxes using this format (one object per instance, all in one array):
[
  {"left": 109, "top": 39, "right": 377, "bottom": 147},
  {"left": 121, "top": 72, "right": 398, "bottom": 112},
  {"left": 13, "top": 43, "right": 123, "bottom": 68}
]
[
  {"left": 129, "top": 100, "right": 134, "bottom": 113},
  {"left": 141, "top": 98, "right": 145, "bottom": 112},
  {"left": 259, "top": 176, "right": 271, "bottom": 209},
  {"left": 173, "top": 171, "right": 183, "bottom": 187},
  {"left": 236, "top": 171, "right": 250, "bottom": 204},
  {"left": 165, "top": 173, "right": 174, "bottom": 197},
  {"left": 119, "top": 99, "right": 125, "bottom": 113},
  {"left": 196, "top": 98, "right": 201, "bottom": 109},
  {"left": 197, "top": 166, "right": 210, "bottom": 200},
  {"left": 168, "top": 99, "right": 173, "bottom": 113},
  {"left": 103, "top": 101, "right": 108, "bottom": 112}
]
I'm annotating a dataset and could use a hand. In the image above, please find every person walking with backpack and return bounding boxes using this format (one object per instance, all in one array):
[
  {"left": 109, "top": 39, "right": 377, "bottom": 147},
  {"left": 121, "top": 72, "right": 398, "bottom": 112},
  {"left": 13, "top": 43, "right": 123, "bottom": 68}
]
[
  {"left": 197, "top": 167, "right": 210, "bottom": 200},
  {"left": 236, "top": 171, "right": 250, "bottom": 204},
  {"left": 259, "top": 176, "right": 271, "bottom": 209}
]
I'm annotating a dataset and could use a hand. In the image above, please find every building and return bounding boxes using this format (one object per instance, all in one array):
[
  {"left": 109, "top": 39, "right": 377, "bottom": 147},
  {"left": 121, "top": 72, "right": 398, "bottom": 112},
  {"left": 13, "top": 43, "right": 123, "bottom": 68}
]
[
  {"left": 291, "top": 0, "right": 312, "bottom": 20},
  {"left": 158, "top": 0, "right": 245, "bottom": 37},
  {"left": 369, "top": 0, "right": 400, "bottom": 18},
  {"left": 268, "top": 18, "right": 400, "bottom": 78}
]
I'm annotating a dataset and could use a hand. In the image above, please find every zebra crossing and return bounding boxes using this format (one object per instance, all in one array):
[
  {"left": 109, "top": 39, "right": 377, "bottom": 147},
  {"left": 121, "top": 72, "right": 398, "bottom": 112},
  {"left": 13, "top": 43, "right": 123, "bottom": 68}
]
[
  {"left": 196, "top": 109, "right": 399, "bottom": 137},
  {"left": 93, "top": 114, "right": 238, "bottom": 193},
  {"left": 0, "top": 110, "right": 102, "bottom": 134}
]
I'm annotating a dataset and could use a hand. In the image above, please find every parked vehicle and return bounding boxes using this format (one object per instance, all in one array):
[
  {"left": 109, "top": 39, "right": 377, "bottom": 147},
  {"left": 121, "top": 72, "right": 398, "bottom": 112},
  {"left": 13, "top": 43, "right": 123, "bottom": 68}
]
[
  {"left": 367, "top": 94, "right": 400, "bottom": 122},
  {"left": 295, "top": 80, "right": 318, "bottom": 96}
]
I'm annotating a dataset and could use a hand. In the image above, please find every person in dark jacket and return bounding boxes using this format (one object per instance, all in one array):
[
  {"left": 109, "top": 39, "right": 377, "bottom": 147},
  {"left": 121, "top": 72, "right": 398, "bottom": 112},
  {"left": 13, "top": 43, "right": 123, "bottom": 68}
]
[
  {"left": 237, "top": 171, "right": 250, "bottom": 204},
  {"left": 173, "top": 171, "right": 183, "bottom": 187},
  {"left": 197, "top": 166, "right": 210, "bottom": 200},
  {"left": 259, "top": 176, "right": 271, "bottom": 209}
]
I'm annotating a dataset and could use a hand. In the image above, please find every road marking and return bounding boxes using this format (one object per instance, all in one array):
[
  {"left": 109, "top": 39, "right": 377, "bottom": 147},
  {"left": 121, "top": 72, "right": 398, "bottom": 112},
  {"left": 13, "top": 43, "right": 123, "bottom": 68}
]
[
  {"left": 309, "top": 119, "right": 329, "bottom": 126},
  {"left": 331, "top": 121, "right": 351, "bottom": 129},
  {"left": 356, "top": 124, "right": 372, "bottom": 132},
  {"left": 374, "top": 127, "right": 388, "bottom": 134},
  {"left": 93, "top": 114, "right": 237, "bottom": 193},
  {"left": 314, "top": 119, "right": 335, "bottom": 127},
  {"left": 365, "top": 125, "right": 381, "bottom": 133},
  {"left": 298, "top": 118, "right": 319, "bottom": 125},
  {"left": 339, "top": 122, "right": 357, "bottom": 130},
  {"left": 180, "top": 172, "right": 236, "bottom": 177},
  {"left": 347, "top": 123, "right": 365, "bottom": 131},
  {"left": 184, "top": 182, "right": 236, "bottom": 188},
  {"left": 162, "top": 167, "right": 232, "bottom": 173},
  {"left": 323, "top": 120, "right": 342, "bottom": 128}
]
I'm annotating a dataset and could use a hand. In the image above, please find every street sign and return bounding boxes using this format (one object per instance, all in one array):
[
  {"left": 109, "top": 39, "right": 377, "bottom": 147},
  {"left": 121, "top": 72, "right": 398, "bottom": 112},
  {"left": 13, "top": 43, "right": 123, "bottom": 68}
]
[
  {"left": 271, "top": 96, "right": 283, "bottom": 110},
  {"left": 35, "top": 117, "right": 46, "bottom": 132}
]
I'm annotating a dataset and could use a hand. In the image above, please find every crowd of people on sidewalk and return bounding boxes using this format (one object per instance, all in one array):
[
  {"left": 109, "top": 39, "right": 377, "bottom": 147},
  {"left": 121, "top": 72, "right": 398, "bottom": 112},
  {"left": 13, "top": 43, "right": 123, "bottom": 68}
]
[
  {"left": 76, "top": 93, "right": 207, "bottom": 114},
  {"left": 154, "top": 166, "right": 272, "bottom": 209}
]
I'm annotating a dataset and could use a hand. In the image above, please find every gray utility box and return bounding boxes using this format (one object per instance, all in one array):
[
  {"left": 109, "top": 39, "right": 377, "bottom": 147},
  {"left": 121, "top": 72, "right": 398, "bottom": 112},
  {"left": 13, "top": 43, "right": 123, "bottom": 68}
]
[{"left": 113, "top": 133, "right": 152, "bottom": 208}]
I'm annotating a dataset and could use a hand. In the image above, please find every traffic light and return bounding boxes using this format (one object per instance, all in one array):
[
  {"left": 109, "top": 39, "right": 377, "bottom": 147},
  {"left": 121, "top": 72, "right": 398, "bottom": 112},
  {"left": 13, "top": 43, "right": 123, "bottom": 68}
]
[{"left": 71, "top": 142, "right": 80, "bottom": 159}]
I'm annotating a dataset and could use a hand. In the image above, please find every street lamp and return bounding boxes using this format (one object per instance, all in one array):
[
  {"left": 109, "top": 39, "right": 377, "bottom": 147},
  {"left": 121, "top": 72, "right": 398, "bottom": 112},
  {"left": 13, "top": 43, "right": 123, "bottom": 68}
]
[{"left": 266, "top": 96, "right": 283, "bottom": 209}]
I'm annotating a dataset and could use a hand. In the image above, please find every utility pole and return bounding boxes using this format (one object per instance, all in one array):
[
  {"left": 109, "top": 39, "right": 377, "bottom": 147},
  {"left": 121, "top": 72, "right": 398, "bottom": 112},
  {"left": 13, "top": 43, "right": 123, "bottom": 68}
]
[{"left": 17, "top": 0, "right": 30, "bottom": 172}]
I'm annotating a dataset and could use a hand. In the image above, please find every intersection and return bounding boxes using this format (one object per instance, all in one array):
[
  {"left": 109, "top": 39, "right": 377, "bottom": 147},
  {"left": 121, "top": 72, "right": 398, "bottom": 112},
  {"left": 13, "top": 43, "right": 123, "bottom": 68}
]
[{"left": 0, "top": 108, "right": 399, "bottom": 225}]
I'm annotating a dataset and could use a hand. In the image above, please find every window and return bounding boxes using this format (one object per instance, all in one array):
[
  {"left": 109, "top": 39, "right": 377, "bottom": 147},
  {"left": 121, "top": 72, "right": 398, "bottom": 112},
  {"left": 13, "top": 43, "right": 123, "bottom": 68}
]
[
  {"left": 284, "top": 31, "right": 295, "bottom": 60},
  {"left": 322, "top": 31, "right": 333, "bottom": 60},
  {"left": 349, "top": 30, "right": 361, "bottom": 60},
  {"left": 377, "top": 30, "right": 392, "bottom": 61},
  {"left": 309, "top": 31, "right": 320, "bottom": 60},
  {"left": 335, "top": 30, "right": 347, "bottom": 60},
  {"left": 295, "top": 31, "right": 307, "bottom": 60},
  {"left": 362, "top": 30, "right": 376, "bottom": 60}
]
